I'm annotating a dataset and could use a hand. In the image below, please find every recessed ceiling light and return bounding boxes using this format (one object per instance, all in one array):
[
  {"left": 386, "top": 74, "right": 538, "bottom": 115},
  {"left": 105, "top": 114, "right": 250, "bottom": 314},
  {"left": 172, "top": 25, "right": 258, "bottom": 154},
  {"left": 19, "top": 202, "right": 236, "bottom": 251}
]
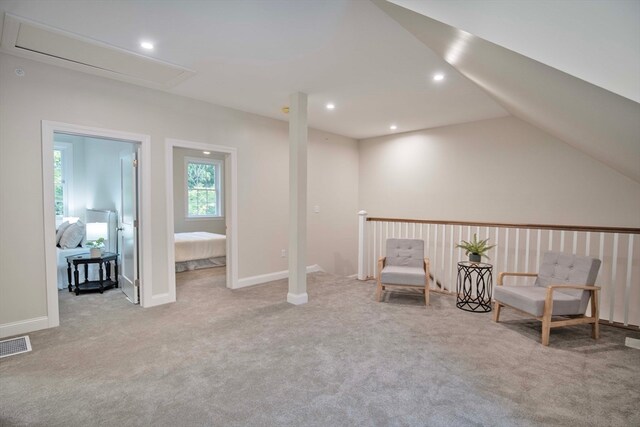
[
  {"left": 203, "top": 151, "right": 210, "bottom": 155},
  {"left": 326, "top": 103, "right": 335, "bottom": 110},
  {"left": 433, "top": 73, "right": 445, "bottom": 81},
  {"left": 390, "top": 125, "right": 397, "bottom": 130},
  {"left": 140, "top": 41, "right": 154, "bottom": 50}
]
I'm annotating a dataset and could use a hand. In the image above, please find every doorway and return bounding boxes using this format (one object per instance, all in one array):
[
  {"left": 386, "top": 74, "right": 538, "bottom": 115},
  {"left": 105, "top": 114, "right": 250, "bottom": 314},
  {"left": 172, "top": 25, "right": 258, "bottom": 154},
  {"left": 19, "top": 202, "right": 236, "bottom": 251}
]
[
  {"left": 42, "top": 121, "right": 152, "bottom": 329},
  {"left": 165, "top": 138, "right": 238, "bottom": 300}
]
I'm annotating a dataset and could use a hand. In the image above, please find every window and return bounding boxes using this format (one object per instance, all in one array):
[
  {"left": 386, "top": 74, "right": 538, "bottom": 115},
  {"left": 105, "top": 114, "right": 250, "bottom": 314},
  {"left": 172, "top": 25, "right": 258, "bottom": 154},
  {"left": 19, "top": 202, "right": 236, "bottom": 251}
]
[
  {"left": 53, "top": 142, "right": 73, "bottom": 216},
  {"left": 185, "top": 157, "right": 223, "bottom": 218}
]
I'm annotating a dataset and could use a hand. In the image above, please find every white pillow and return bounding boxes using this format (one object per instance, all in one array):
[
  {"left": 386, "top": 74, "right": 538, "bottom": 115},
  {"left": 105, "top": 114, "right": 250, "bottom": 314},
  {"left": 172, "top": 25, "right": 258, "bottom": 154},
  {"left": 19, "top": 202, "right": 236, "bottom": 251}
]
[
  {"left": 59, "top": 220, "right": 85, "bottom": 249},
  {"left": 56, "top": 221, "right": 71, "bottom": 245}
]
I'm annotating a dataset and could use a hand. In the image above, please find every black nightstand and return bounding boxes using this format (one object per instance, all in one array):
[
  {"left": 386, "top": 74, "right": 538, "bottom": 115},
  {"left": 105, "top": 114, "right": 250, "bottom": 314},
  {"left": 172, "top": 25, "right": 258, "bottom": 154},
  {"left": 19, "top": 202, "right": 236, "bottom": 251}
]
[{"left": 66, "top": 252, "right": 119, "bottom": 295}]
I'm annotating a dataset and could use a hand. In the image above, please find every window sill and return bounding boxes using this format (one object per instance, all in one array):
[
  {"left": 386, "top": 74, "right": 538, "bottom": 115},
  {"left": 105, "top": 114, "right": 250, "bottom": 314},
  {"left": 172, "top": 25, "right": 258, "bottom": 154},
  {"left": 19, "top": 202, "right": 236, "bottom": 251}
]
[{"left": 186, "top": 216, "right": 225, "bottom": 221}]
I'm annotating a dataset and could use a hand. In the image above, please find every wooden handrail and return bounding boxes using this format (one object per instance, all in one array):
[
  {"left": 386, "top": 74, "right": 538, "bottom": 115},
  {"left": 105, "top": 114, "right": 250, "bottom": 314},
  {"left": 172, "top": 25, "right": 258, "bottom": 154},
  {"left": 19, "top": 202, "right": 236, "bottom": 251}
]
[{"left": 366, "top": 217, "right": 640, "bottom": 235}]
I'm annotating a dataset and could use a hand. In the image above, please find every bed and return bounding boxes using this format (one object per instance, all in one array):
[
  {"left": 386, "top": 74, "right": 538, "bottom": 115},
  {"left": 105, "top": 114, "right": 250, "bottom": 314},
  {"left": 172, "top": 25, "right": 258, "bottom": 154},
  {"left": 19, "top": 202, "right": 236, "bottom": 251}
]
[{"left": 174, "top": 232, "right": 226, "bottom": 272}]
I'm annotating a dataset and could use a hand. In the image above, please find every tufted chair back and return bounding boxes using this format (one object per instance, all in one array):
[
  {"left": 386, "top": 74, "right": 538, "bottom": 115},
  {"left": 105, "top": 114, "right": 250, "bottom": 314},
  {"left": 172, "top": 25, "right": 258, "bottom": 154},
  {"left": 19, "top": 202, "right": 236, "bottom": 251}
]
[
  {"left": 535, "top": 251, "right": 601, "bottom": 313},
  {"left": 385, "top": 239, "right": 424, "bottom": 269}
]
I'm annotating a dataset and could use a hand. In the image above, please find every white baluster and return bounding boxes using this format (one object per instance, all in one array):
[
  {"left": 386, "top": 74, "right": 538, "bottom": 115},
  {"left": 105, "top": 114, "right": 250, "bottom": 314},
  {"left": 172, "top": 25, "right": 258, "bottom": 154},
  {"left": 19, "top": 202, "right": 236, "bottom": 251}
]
[
  {"left": 433, "top": 224, "right": 438, "bottom": 291},
  {"left": 536, "top": 229, "right": 541, "bottom": 269},
  {"left": 624, "top": 235, "right": 634, "bottom": 326},
  {"left": 504, "top": 228, "right": 510, "bottom": 273},
  {"left": 525, "top": 229, "right": 531, "bottom": 274},
  {"left": 610, "top": 233, "right": 619, "bottom": 323},
  {"left": 357, "top": 210, "right": 367, "bottom": 280},
  {"left": 514, "top": 228, "right": 520, "bottom": 278},
  {"left": 441, "top": 224, "right": 446, "bottom": 286}
]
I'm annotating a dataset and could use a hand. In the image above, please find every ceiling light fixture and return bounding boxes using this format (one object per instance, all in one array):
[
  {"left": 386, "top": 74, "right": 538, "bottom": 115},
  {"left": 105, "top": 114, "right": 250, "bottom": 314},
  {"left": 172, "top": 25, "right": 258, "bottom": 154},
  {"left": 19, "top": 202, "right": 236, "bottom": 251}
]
[
  {"left": 326, "top": 103, "right": 335, "bottom": 110},
  {"left": 203, "top": 151, "right": 211, "bottom": 155},
  {"left": 390, "top": 125, "right": 397, "bottom": 130},
  {"left": 433, "top": 73, "right": 445, "bottom": 81},
  {"left": 140, "top": 41, "right": 154, "bottom": 50}
]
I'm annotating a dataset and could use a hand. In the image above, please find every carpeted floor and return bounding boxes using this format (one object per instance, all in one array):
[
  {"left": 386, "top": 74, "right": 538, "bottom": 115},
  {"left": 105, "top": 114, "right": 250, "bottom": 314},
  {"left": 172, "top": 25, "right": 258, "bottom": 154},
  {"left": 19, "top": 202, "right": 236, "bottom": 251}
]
[{"left": 1, "top": 269, "right": 639, "bottom": 427}]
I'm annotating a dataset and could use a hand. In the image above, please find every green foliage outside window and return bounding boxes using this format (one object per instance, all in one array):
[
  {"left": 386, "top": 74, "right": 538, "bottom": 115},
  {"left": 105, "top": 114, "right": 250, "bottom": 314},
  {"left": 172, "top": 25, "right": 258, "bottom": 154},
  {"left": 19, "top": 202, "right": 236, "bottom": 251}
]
[
  {"left": 54, "top": 150, "right": 64, "bottom": 215},
  {"left": 187, "top": 162, "right": 217, "bottom": 216}
]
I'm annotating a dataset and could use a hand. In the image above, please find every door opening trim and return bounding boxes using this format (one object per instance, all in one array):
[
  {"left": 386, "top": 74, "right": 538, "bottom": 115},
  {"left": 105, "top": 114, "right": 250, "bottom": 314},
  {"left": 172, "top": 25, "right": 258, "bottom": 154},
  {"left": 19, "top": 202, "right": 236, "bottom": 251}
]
[
  {"left": 41, "top": 121, "right": 153, "bottom": 330},
  {"left": 165, "top": 138, "right": 239, "bottom": 296}
]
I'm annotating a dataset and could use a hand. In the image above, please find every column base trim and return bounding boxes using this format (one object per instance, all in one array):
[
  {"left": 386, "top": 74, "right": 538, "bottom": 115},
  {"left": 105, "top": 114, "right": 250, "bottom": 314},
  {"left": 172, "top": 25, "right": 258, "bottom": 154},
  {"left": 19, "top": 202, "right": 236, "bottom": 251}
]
[{"left": 287, "top": 292, "right": 309, "bottom": 305}]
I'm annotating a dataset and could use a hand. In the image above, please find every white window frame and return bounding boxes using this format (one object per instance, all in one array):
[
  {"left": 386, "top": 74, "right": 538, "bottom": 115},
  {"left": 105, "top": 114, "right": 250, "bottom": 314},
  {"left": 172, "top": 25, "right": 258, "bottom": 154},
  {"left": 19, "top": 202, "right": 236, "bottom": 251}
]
[
  {"left": 184, "top": 156, "right": 224, "bottom": 219},
  {"left": 53, "top": 141, "right": 73, "bottom": 217}
]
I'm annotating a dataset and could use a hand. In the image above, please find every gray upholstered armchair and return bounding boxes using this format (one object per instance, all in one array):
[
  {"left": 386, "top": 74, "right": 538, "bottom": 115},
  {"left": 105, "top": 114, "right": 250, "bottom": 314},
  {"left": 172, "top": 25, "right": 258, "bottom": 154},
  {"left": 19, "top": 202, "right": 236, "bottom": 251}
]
[
  {"left": 376, "top": 239, "right": 430, "bottom": 306},
  {"left": 493, "top": 251, "right": 601, "bottom": 346}
]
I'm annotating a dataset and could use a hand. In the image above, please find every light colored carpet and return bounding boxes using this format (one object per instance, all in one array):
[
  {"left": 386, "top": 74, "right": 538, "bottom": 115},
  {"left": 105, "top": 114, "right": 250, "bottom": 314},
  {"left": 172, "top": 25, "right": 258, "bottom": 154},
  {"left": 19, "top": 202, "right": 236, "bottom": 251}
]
[{"left": 1, "top": 269, "right": 639, "bottom": 426}]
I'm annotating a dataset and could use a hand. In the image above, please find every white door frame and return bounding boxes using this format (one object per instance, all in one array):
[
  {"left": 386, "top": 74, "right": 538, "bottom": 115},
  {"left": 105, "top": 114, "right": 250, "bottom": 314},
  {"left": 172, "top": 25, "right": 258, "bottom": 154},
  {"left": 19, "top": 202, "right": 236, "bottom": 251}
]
[
  {"left": 165, "top": 138, "right": 238, "bottom": 295},
  {"left": 42, "top": 121, "right": 153, "bottom": 329}
]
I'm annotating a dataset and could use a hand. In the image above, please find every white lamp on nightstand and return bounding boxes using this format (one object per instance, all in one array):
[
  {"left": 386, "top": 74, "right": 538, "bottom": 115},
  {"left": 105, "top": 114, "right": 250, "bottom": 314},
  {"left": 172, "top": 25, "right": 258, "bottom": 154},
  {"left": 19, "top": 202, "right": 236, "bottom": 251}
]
[{"left": 86, "top": 222, "right": 108, "bottom": 257}]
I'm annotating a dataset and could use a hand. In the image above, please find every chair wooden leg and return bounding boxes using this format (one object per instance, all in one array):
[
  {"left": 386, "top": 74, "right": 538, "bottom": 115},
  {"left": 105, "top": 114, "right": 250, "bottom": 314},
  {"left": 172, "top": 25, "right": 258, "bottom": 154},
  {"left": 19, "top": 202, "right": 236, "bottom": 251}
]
[
  {"left": 591, "top": 289, "right": 600, "bottom": 339},
  {"left": 541, "top": 289, "right": 554, "bottom": 346},
  {"left": 376, "top": 280, "right": 383, "bottom": 302},
  {"left": 493, "top": 302, "right": 501, "bottom": 322},
  {"left": 424, "top": 287, "right": 430, "bottom": 306}
]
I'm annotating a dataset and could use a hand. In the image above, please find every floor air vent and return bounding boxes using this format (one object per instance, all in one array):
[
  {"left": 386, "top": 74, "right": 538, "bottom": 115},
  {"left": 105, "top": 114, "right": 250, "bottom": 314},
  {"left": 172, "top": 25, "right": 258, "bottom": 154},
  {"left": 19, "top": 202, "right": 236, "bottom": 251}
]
[{"left": 0, "top": 336, "right": 32, "bottom": 359}]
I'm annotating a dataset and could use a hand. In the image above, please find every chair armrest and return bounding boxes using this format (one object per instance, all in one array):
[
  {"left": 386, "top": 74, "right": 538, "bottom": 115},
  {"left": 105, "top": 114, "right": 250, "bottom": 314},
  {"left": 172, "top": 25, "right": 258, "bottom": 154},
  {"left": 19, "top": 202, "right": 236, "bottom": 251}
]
[
  {"left": 547, "top": 284, "right": 601, "bottom": 291},
  {"left": 545, "top": 284, "right": 601, "bottom": 310},
  {"left": 423, "top": 257, "right": 430, "bottom": 273},
  {"left": 497, "top": 272, "right": 537, "bottom": 286}
]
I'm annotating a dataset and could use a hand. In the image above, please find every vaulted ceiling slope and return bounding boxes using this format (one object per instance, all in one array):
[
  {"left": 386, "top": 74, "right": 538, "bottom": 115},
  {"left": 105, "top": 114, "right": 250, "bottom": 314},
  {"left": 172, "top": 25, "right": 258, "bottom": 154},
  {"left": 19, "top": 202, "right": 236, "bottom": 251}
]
[
  {"left": 373, "top": 0, "right": 640, "bottom": 184},
  {"left": 389, "top": 0, "right": 640, "bottom": 104}
]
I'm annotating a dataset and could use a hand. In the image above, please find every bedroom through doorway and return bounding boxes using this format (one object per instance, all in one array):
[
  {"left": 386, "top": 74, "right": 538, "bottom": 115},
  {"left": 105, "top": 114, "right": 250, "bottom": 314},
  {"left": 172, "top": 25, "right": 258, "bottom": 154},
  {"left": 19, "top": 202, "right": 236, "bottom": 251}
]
[
  {"left": 50, "top": 132, "right": 141, "bottom": 320},
  {"left": 165, "top": 138, "right": 237, "bottom": 300}
]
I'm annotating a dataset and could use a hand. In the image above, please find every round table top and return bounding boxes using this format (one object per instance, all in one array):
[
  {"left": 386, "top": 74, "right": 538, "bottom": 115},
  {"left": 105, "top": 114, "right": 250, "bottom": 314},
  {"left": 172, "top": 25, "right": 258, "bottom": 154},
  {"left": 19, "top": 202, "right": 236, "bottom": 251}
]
[{"left": 457, "top": 261, "right": 492, "bottom": 269}]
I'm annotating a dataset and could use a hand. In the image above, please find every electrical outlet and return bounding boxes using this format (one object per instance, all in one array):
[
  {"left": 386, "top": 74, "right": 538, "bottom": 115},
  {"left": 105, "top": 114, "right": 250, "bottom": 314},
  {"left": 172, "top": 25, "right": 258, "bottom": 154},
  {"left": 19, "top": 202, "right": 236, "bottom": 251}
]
[
  {"left": 281, "top": 249, "right": 287, "bottom": 258},
  {"left": 314, "top": 205, "right": 320, "bottom": 213}
]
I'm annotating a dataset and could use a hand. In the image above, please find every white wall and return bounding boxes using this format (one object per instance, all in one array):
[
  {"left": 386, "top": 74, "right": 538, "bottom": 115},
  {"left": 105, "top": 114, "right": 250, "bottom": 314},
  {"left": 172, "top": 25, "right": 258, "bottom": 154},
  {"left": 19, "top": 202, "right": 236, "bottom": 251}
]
[
  {"left": 0, "top": 53, "right": 359, "bottom": 330},
  {"left": 173, "top": 148, "right": 226, "bottom": 235},
  {"left": 83, "top": 137, "right": 134, "bottom": 213},
  {"left": 359, "top": 116, "right": 640, "bottom": 227},
  {"left": 52, "top": 133, "right": 134, "bottom": 220}
]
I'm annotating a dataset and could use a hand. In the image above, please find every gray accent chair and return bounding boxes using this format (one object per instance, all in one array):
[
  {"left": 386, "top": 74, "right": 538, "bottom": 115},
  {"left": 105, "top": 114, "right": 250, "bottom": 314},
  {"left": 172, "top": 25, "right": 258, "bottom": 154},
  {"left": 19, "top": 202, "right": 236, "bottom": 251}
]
[
  {"left": 376, "top": 239, "right": 430, "bottom": 306},
  {"left": 493, "top": 251, "right": 601, "bottom": 346}
]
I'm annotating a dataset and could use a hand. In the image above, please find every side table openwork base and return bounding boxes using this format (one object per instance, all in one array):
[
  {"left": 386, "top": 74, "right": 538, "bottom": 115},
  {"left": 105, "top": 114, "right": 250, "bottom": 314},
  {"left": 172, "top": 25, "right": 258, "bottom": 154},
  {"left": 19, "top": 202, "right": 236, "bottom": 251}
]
[{"left": 456, "top": 261, "right": 493, "bottom": 313}]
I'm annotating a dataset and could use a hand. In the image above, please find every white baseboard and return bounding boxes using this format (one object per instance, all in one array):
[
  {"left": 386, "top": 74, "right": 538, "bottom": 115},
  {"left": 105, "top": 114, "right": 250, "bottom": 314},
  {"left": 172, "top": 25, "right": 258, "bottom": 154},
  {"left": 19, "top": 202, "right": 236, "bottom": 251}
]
[
  {"left": 235, "top": 264, "right": 323, "bottom": 289},
  {"left": 287, "top": 292, "right": 309, "bottom": 305},
  {"left": 0, "top": 316, "right": 50, "bottom": 339},
  {"left": 145, "top": 292, "right": 176, "bottom": 308},
  {"left": 626, "top": 337, "right": 640, "bottom": 350}
]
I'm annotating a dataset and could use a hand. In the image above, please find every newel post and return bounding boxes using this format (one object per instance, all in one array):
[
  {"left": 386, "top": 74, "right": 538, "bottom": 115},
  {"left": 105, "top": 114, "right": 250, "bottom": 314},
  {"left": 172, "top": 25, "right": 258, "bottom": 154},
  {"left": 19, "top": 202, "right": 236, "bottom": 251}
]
[{"left": 358, "top": 210, "right": 368, "bottom": 280}]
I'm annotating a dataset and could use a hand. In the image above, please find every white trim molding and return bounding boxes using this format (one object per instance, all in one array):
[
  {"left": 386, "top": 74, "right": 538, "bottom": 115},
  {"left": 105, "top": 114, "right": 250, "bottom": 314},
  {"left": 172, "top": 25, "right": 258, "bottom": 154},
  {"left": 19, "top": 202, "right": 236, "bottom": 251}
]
[
  {"left": 287, "top": 293, "right": 309, "bottom": 305},
  {"left": 165, "top": 138, "right": 239, "bottom": 299},
  {"left": 41, "top": 121, "right": 153, "bottom": 331},
  {"left": 626, "top": 337, "right": 640, "bottom": 350},
  {"left": 0, "top": 316, "right": 49, "bottom": 339},
  {"left": 236, "top": 264, "right": 323, "bottom": 289}
]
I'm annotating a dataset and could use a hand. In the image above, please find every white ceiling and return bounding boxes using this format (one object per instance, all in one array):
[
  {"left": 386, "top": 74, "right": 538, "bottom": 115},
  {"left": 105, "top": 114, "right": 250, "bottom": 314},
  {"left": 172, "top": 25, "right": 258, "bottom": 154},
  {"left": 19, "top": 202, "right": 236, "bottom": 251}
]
[
  {"left": 375, "top": 0, "right": 640, "bottom": 184},
  {"left": 389, "top": 0, "right": 640, "bottom": 103},
  {"left": 0, "top": 0, "right": 508, "bottom": 139}
]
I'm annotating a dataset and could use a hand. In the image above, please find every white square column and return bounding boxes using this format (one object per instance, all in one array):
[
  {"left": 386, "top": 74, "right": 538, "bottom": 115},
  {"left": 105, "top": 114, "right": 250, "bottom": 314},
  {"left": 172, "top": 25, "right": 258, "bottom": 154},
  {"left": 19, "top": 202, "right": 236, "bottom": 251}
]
[{"left": 287, "top": 92, "right": 308, "bottom": 305}]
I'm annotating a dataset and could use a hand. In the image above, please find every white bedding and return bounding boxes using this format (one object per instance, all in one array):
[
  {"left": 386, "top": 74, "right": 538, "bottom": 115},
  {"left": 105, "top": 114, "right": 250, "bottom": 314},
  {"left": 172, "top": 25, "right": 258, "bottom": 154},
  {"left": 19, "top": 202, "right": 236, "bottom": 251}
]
[{"left": 174, "top": 232, "right": 226, "bottom": 262}]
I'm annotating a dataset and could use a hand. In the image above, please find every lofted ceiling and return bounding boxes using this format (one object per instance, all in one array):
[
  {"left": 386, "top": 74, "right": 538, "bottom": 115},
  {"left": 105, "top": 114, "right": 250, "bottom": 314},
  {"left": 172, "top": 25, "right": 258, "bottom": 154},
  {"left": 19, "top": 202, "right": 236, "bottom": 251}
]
[
  {"left": 1, "top": 0, "right": 637, "bottom": 181},
  {"left": 373, "top": 0, "right": 640, "bottom": 184},
  {"left": 389, "top": 0, "right": 640, "bottom": 104},
  {"left": 0, "top": 0, "right": 508, "bottom": 139}
]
